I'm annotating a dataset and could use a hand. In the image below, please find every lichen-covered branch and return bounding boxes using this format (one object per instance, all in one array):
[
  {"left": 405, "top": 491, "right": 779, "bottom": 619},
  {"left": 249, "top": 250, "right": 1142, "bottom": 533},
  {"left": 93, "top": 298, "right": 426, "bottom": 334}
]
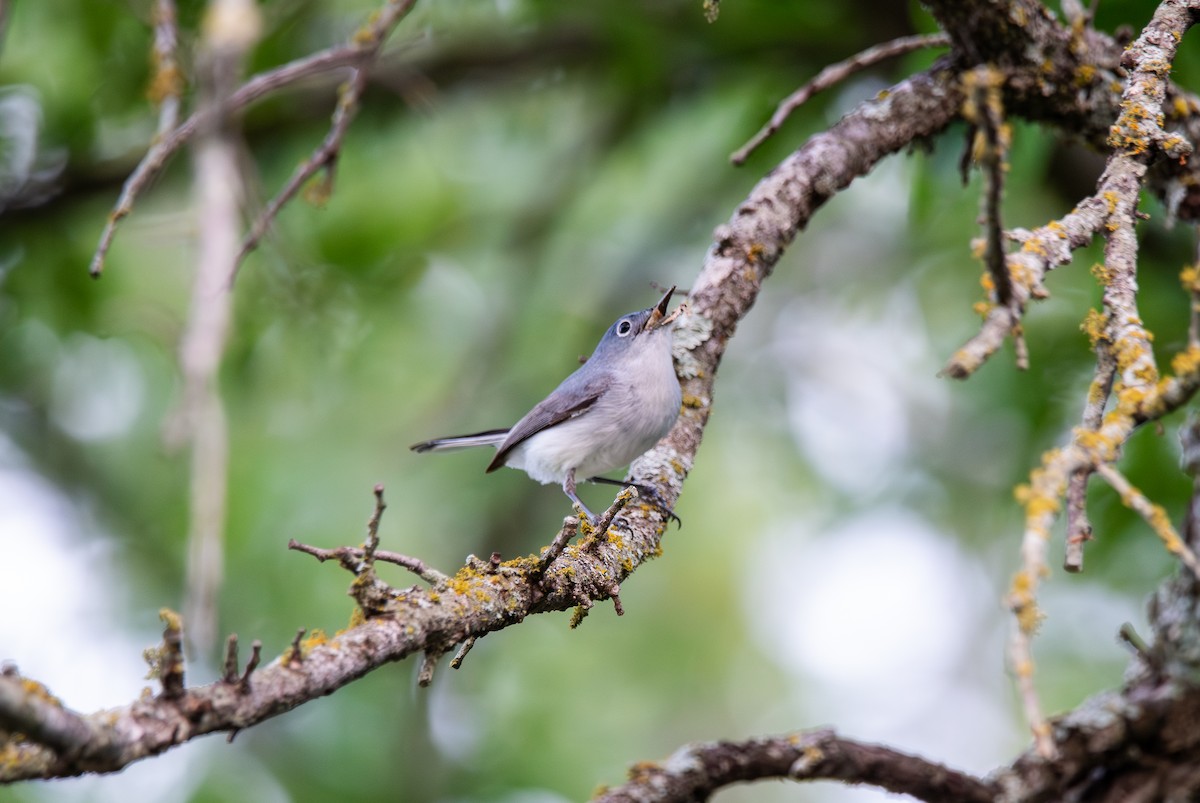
[
  {"left": 1002, "top": 0, "right": 1200, "bottom": 757},
  {"left": 930, "top": 0, "right": 1200, "bottom": 377},
  {"left": 12, "top": 0, "right": 1200, "bottom": 795},
  {"left": 0, "top": 55, "right": 962, "bottom": 782}
]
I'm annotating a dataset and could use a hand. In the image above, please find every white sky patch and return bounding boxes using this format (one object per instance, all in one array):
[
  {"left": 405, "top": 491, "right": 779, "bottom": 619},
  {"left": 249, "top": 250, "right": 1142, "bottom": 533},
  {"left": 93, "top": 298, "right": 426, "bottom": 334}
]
[
  {"left": 773, "top": 289, "right": 949, "bottom": 495},
  {"left": 0, "top": 434, "right": 204, "bottom": 802},
  {"left": 50, "top": 333, "right": 145, "bottom": 442},
  {"left": 743, "top": 508, "right": 1018, "bottom": 782}
]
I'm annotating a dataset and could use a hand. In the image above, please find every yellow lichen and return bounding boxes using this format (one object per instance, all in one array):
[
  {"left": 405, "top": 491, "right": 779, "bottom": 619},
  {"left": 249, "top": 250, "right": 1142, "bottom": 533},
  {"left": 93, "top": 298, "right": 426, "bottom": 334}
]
[
  {"left": 1171, "top": 345, "right": 1200, "bottom": 376},
  {"left": 1081, "top": 308, "right": 1110, "bottom": 345},
  {"left": 1180, "top": 265, "right": 1200, "bottom": 292},
  {"left": 1090, "top": 262, "right": 1113, "bottom": 285},
  {"left": 300, "top": 629, "right": 328, "bottom": 657},
  {"left": 1021, "top": 237, "right": 1047, "bottom": 256}
]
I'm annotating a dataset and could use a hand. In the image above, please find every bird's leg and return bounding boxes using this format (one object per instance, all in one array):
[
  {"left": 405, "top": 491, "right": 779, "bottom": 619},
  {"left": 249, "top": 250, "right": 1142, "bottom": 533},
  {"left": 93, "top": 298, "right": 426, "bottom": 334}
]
[
  {"left": 563, "top": 468, "right": 599, "bottom": 527},
  {"left": 588, "top": 476, "right": 682, "bottom": 528}
]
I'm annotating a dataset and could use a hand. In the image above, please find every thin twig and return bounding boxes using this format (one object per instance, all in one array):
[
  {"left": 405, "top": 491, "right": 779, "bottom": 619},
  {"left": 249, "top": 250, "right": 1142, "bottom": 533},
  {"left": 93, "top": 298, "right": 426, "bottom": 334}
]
[
  {"left": 1095, "top": 462, "right": 1200, "bottom": 579},
  {"left": 1117, "top": 622, "right": 1157, "bottom": 668},
  {"left": 149, "top": 0, "right": 183, "bottom": 139},
  {"left": 1007, "top": 626, "right": 1052, "bottom": 758},
  {"left": 417, "top": 651, "right": 439, "bottom": 687},
  {"left": 589, "top": 486, "right": 637, "bottom": 544},
  {"left": 286, "top": 628, "right": 307, "bottom": 666},
  {"left": 962, "top": 65, "right": 1029, "bottom": 369},
  {"left": 238, "top": 639, "right": 262, "bottom": 693},
  {"left": 608, "top": 583, "right": 624, "bottom": 616},
  {"left": 364, "top": 483, "right": 386, "bottom": 564},
  {"left": 731, "top": 32, "right": 950, "bottom": 165},
  {"left": 222, "top": 634, "right": 239, "bottom": 683},
  {"left": 536, "top": 517, "right": 579, "bottom": 575},
  {"left": 88, "top": 0, "right": 419, "bottom": 278},
  {"left": 1065, "top": 349, "right": 1117, "bottom": 571},
  {"left": 450, "top": 637, "right": 477, "bottom": 669},
  {"left": 232, "top": 67, "right": 368, "bottom": 280},
  {"left": 287, "top": 538, "right": 450, "bottom": 585}
]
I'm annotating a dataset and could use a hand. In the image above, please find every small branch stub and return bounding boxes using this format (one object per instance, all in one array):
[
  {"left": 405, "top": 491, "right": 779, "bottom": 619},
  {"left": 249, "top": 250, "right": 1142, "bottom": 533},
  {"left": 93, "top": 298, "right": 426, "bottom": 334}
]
[{"left": 239, "top": 639, "right": 262, "bottom": 693}]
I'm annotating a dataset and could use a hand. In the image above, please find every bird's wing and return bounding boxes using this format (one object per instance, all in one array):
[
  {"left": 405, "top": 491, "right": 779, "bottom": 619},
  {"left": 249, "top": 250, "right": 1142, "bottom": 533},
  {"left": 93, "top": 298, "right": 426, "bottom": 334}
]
[{"left": 486, "top": 373, "right": 612, "bottom": 473}]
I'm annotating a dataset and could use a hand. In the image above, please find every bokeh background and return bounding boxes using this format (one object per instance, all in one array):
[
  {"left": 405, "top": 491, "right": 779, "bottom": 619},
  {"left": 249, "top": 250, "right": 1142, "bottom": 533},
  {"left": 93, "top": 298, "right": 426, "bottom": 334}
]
[{"left": 3, "top": 1, "right": 1199, "bottom": 801}]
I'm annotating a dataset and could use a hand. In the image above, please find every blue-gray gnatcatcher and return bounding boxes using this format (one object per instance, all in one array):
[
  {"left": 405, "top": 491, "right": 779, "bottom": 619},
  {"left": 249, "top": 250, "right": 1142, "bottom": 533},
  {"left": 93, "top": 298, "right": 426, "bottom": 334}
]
[{"left": 411, "top": 287, "right": 684, "bottom": 524}]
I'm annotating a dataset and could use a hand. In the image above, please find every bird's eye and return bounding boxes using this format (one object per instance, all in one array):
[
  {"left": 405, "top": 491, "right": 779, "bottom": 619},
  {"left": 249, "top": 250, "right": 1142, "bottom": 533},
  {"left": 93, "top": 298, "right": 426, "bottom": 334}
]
[{"left": 617, "top": 320, "right": 633, "bottom": 336}]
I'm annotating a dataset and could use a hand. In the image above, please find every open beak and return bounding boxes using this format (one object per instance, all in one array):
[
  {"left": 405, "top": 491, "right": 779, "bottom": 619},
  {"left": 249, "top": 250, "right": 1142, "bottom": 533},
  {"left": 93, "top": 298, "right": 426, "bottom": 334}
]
[{"left": 645, "top": 286, "right": 677, "bottom": 331}]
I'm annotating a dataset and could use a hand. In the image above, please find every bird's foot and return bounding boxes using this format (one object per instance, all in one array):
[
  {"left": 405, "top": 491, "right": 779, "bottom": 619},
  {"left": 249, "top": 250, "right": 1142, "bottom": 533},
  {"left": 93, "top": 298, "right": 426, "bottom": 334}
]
[{"left": 588, "top": 477, "right": 682, "bottom": 528}]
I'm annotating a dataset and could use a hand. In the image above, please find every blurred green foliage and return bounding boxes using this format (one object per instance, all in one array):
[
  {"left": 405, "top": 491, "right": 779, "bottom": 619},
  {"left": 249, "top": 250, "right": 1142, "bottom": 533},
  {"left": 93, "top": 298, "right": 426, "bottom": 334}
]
[{"left": 3, "top": 1, "right": 1200, "bottom": 802}]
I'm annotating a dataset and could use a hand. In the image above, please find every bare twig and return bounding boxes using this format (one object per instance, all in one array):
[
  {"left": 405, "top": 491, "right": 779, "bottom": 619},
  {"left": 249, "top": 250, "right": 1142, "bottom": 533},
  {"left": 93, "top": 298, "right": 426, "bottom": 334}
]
[
  {"left": 239, "top": 640, "right": 262, "bottom": 693},
  {"left": 88, "top": 0, "right": 419, "bottom": 278},
  {"left": 450, "top": 637, "right": 477, "bottom": 669},
  {"left": 588, "top": 486, "right": 638, "bottom": 544},
  {"left": 364, "top": 483, "right": 386, "bottom": 564},
  {"left": 962, "top": 65, "right": 1022, "bottom": 363},
  {"left": 592, "top": 729, "right": 995, "bottom": 803},
  {"left": 149, "top": 0, "right": 183, "bottom": 139},
  {"left": 417, "top": 651, "right": 439, "bottom": 687},
  {"left": 1096, "top": 462, "right": 1200, "bottom": 579},
  {"left": 287, "top": 538, "right": 450, "bottom": 585},
  {"left": 730, "top": 33, "right": 950, "bottom": 165},
  {"left": 536, "top": 517, "right": 579, "bottom": 575},
  {"left": 222, "top": 634, "right": 240, "bottom": 683},
  {"left": 608, "top": 583, "right": 624, "bottom": 617},
  {"left": 232, "top": 67, "right": 367, "bottom": 279},
  {"left": 286, "top": 628, "right": 308, "bottom": 666},
  {"left": 1065, "top": 326, "right": 1118, "bottom": 572}
]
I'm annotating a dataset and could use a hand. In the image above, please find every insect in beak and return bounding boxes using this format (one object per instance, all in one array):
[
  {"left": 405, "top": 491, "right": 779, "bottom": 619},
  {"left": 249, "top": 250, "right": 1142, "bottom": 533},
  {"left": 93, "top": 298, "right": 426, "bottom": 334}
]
[{"left": 645, "top": 286, "right": 679, "bottom": 331}]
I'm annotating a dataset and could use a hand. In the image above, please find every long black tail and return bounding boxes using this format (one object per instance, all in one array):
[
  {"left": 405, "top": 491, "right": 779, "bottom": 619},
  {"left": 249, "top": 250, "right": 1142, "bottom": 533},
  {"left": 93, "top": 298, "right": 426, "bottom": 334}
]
[{"left": 410, "top": 428, "right": 509, "bottom": 453}]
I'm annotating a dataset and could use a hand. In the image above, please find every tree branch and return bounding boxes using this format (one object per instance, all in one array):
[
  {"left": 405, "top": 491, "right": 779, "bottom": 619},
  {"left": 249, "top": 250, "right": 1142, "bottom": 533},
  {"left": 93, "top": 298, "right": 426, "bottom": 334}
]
[
  {"left": 14, "top": 0, "right": 1200, "bottom": 794},
  {"left": 591, "top": 730, "right": 995, "bottom": 803},
  {"left": 87, "top": 0, "right": 418, "bottom": 278},
  {"left": 730, "top": 32, "right": 951, "bottom": 165},
  {"left": 1002, "top": 0, "right": 1200, "bottom": 757},
  {"left": 0, "top": 52, "right": 964, "bottom": 782}
]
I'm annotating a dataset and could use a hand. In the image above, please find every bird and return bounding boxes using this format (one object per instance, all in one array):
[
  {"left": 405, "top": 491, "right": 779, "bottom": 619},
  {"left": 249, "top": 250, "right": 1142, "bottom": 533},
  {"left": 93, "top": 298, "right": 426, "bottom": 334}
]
[{"left": 411, "top": 287, "right": 684, "bottom": 525}]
